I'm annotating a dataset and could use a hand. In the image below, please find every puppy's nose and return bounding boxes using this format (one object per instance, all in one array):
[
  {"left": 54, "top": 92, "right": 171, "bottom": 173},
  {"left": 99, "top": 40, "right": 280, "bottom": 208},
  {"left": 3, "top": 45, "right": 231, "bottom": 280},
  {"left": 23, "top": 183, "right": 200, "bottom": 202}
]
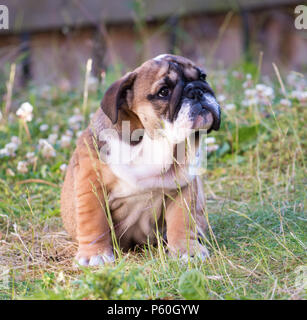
[{"left": 185, "top": 87, "right": 204, "bottom": 101}]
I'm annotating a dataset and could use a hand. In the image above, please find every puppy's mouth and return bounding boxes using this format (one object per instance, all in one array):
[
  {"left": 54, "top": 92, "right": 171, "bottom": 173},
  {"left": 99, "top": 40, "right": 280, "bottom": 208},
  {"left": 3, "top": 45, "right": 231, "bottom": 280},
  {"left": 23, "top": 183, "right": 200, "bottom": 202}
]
[
  {"left": 190, "top": 101, "right": 220, "bottom": 133},
  {"left": 190, "top": 93, "right": 221, "bottom": 134},
  {"left": 193, "top": 111, "right": 213, "bottom": 130},
  {"left": 180, "top": 83, "right": 221, "bottom": 133},
  {"left": 200, "top": 92, "right": 221, "bottom": 131}
]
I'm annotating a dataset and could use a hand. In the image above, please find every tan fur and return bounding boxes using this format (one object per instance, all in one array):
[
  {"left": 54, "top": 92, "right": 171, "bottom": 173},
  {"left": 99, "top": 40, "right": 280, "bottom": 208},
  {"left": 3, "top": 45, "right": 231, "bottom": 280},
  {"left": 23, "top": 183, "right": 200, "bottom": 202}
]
[{"left": 61, "top": 55, "right": 215, "bottom": 264}]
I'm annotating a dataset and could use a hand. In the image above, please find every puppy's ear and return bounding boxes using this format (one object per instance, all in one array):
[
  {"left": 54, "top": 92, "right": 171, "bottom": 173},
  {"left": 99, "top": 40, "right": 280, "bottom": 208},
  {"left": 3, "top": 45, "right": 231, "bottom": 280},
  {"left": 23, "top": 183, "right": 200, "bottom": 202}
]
[{"left": 101, "top": 72, "right": 137, "bottom": 124}]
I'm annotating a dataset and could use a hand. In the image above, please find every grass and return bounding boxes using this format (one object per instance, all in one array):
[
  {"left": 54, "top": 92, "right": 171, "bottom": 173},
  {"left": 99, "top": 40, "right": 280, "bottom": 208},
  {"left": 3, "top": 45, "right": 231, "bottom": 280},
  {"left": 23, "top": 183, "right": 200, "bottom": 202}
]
[{"left": 0, "top": 61, "right": 306, "bottom": 300}]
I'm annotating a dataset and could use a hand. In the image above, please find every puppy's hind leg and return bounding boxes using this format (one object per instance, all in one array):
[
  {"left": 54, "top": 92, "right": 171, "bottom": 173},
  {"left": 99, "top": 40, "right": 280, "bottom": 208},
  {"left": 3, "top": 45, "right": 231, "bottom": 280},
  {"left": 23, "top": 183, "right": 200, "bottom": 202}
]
[
  {"left": 74, "top": 154, "right": 115, "bottom": 266},
  {"left": 63, "top": 132, "right": 116, "bottom": 267}
]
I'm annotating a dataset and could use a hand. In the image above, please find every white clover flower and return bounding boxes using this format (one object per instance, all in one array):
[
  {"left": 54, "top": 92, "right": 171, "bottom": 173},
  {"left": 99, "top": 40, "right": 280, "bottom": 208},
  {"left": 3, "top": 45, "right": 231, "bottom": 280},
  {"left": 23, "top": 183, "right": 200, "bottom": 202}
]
[
  {"left": 10, "top": 136, "right": 21, "bottom": 146},
  {"left": 207, "top": 144, "right": 219, "bottom": 153},
  {"left": 291, "top": 90, "right": 307, "bottom": 103},
  {"left": 255, "top": 84, "right": 274, "bottom": 99},
  {"left": 16, "top": 102, "right": 33, "bottom": 122},
  {"left": 0, "top": 148, "right": 9, "bottom": 158},
  {"left": 287, "top": 73, "right": 298, "bottom": 87},
  {"left": 3, "top": 142, "right": 18, "bottom": 157},
  {"left": 255, "top": 84, "right": 266, "bottom": 92},
  {"left": 60, "top": 135, "right": 72, "bottom": 148},
  {"left": 89, "top": 112, "right": 95, "bottom": 120},
  {"left": 225, "top": 103, "right": 235, "bottom": 111},
  {"left": 280, "top": 99, "right": 292, "bottom": 107},
  {"left": 68, "top": 118, "right": 81, "bottom": 131},
  {"left": 52, "top": 125, "right": 60, "bottom": 132},
  {"left": 60, "top": 163, "right": 67, "bottom": 173},
  {"left": 38, "top": 139, "right": 56, "bottom": 158},
  {"left": 47, "top": 133, "right": 58, "bottom": 145},
  {"left": 116, "top": 288, "right": 123, "bottom": 295},
  {"left": 65, "top": 130, "right": 74, "bottom": 137},
  {"left": 42, "top": 144, "right": 56, "bottom": 158},
  {"left": 76, "top": 130, "right": 83, "bottom": 138},
  {"left": 68, "top": 110, "right": 84, "bottom": 131},
  {"left": 242, "top": 88, "right": 258, "bottom": 107},
  {"left": 286, "top": 73, "right": 307, "bottom": 91},
  {"left": 17, "top": 161, "right": 28, "bottom": 174},
  {"left": 244, "top": 88, "right": 257, "bottom": 98},
  {"left": 243, "top": 73, "right": 253, "bottom": 89},
  {"left": 217, "top": 94, "right": 226, "bottom": 103},
  {"left": 205, "top": 137, "right": 216, "bottom": 144},
  {"left": 38, "top": 139, "right": 46, "bottom": 148},
  {"left": 242, "top": 84, "right": 274, "bottom": 107},
  {"left": 39, "top": 124, "right": 49, "bottom": 132},
  {"left": 0, "top": 110, "right": 2, "bottom": 121},
  {"left": 26, "top": 152, "right": 37, "bottom": 164}
]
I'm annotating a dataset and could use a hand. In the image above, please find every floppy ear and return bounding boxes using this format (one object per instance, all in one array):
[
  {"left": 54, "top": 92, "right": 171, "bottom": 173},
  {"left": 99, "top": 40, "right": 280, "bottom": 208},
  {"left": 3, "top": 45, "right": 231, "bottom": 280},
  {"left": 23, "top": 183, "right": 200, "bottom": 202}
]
[{"left": 100, "top": 72, "right": 137, "bottom": 124}]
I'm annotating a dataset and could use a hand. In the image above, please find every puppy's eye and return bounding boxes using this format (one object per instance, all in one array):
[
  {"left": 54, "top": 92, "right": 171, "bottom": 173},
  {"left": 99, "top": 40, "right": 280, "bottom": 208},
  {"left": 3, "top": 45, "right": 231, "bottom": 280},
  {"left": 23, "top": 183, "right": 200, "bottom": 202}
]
[
  {"left": 157, "top": 87, "right": 170, "bottom": 98},
  {"left": 200, "top": 73, "right": 207, "bottom": 81}
]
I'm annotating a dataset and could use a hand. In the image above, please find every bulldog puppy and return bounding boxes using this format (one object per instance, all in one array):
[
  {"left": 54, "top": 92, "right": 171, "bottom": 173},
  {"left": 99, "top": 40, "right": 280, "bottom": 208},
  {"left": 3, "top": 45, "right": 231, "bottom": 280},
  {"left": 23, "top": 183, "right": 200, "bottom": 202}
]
[{"left": 61, "top": 54, "right": 221, "bottom": 266}]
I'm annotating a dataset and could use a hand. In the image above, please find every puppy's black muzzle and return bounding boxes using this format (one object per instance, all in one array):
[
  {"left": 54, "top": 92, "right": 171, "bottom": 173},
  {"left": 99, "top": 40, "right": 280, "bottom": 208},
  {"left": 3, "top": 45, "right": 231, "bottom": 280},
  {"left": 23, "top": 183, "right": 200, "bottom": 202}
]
[{"left": 183, "top": 81, "right": 221, "bottom": 131}]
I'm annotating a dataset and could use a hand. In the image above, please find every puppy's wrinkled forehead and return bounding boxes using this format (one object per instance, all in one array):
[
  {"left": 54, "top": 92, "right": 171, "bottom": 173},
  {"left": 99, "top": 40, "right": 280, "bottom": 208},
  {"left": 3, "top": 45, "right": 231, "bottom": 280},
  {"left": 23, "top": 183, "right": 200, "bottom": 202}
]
[
  {"left": 154, "top": 54, "right": 200, "bottom": 79},
  {"left": 134, "top": 54, "right": 201, "bottom": 92}
]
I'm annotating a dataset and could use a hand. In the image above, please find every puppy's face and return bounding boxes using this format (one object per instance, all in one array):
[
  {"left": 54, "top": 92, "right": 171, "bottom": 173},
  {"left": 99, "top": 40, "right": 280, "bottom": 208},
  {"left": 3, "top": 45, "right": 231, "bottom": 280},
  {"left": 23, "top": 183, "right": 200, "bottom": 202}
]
[{"left": 101, "top": 54, "right": 221, "bottom": 142}]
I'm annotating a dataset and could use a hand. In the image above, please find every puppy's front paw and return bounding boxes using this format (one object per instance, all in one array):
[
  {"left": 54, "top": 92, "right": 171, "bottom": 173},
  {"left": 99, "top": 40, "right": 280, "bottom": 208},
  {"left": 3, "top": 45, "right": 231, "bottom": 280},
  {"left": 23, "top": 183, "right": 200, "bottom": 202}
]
[
  {"left": 180, "top": 246, "right": 209, "bottom": 262},
  {"left": 75, "top": 246, "right": 115, "bottom": 267},
  {"left": 168, "top": 240, "right": 209, "bottom": 262},
  {"left": 76, "top": 253, "right": 115, "bottom": 267}
]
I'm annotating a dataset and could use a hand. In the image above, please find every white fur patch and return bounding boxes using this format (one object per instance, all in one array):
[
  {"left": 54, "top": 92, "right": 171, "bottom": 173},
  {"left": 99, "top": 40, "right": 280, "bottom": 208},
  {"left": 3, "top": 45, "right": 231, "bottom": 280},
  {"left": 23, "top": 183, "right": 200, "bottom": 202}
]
[
  {"left": 89, "top": 254, "right": 115, "bottom": 266},
  {"left": 89, "top": 255, "right": 104, "bottom": 266},
  {"left": 77, "top": 257, "right": 89, "bottom": 266},
  {"left": 153, "top": 54, "right": 169, "bottom": 62},
  {"left": 161, "top": 103, "right": 194, "bottom": 144},
  {"left": 180, "top": 248, "right": 209, "bottom": 262},
  {"left": 104, "top": 131, "right": 176, "bottom": 199},
  {"left": 169, "top": 244, "right": 210, "bottom": 263},
  {"left": 75, "top": 253, "right": 115, "bottom": 267}
]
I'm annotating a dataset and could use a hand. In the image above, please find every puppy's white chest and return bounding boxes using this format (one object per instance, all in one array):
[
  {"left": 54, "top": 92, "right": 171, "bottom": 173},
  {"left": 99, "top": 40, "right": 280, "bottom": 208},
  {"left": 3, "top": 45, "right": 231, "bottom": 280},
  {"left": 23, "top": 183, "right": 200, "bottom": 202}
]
[
  {"left": 102, "top": 133, "right": 175, "bottom": 199},
  {"left": 108, "top": 173, "right": 142, "bottom": 200}
]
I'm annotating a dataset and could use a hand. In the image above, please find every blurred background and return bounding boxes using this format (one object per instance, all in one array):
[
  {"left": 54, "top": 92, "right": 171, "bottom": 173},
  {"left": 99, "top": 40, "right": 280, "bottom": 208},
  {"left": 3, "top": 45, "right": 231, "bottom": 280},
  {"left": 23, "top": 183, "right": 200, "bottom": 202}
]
[
  {"left": 0, "top": 2, "right": 306, "bottom": 300},
  {"left": 0, "top": 0, "right": 306, "bottom": 90}
]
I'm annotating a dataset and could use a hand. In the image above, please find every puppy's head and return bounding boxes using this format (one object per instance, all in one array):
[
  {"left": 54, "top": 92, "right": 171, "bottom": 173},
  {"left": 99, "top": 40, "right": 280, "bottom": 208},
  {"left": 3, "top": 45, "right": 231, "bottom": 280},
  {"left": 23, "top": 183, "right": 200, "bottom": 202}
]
[{"left": 101, "top": 54, "right": 221, "bottom": 141}]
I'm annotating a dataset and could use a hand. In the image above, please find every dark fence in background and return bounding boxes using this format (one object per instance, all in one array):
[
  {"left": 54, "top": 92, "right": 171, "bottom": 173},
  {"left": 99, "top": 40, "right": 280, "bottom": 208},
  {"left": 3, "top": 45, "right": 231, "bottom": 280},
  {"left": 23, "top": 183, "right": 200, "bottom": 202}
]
[{"left": 0, "top": 0, "right": 306, "bottom": 88}]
